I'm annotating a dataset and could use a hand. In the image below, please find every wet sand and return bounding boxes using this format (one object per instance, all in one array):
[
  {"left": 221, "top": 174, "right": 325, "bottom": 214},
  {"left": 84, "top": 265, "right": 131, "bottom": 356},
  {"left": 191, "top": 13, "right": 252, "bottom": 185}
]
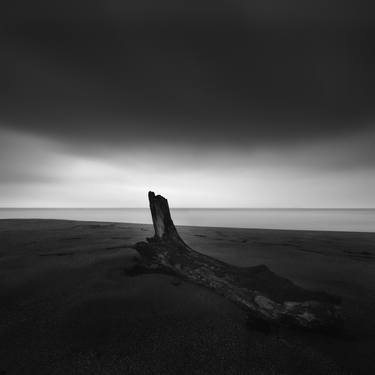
[{"left": 1, "top": 219, "right": 375, "bottom": 374}]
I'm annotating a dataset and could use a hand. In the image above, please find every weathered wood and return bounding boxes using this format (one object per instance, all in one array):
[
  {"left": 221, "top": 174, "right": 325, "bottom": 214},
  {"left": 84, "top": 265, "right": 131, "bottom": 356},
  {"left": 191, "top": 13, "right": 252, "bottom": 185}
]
[
  {"left": 148, "top": 191, "right": 184, "bottom": 244},
  {"left": 133, "top": 191, "right": 342, "bottom": 332}
]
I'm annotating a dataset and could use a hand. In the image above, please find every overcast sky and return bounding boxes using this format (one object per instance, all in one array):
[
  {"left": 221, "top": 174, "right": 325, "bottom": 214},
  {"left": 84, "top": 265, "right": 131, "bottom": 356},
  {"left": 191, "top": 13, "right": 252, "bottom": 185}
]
[{"left": 1, "top": 1, "right": 375, "bottom": 207}]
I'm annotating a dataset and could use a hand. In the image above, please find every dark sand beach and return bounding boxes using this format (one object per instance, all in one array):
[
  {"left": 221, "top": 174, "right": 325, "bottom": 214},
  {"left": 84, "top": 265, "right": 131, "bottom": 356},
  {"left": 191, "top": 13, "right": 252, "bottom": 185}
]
[{"left": 1, "top": 219, "right": 375, "bottom": 374}]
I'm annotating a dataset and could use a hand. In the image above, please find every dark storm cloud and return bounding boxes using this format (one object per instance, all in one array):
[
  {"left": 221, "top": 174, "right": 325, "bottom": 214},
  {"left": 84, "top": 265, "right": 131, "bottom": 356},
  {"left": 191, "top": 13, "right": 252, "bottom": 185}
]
[{"left": 1, "top": 0, "right": 375, "bottom": 146}]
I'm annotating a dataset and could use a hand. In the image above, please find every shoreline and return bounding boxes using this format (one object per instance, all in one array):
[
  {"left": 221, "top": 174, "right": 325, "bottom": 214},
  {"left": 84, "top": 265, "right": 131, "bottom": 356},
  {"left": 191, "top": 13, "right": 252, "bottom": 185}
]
[
  {"left": 1, "top": 206, "right": 374, "bottom": 233},
  {"left": 1, "top": 217, "right": 375, "bottom": 234}
]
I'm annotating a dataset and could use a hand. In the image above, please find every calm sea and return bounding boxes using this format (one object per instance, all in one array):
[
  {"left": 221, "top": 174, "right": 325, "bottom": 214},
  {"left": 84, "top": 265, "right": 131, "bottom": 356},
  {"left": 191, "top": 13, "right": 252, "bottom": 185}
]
[{"left": 0, "top": 208, "right": 374, "bottom": 232}]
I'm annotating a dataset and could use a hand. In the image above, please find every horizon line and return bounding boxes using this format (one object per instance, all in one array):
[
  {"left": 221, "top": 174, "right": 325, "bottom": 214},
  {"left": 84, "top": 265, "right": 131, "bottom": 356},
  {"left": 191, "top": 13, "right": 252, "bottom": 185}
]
[{"left": 1, "top": 207, "right": 375, "bottom": 210}]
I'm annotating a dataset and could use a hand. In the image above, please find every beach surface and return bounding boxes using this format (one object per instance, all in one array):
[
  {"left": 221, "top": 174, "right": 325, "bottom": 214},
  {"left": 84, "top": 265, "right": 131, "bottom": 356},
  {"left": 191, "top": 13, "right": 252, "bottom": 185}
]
[{"left": 1, "top": 219, "right": 375, "bottom": 374}]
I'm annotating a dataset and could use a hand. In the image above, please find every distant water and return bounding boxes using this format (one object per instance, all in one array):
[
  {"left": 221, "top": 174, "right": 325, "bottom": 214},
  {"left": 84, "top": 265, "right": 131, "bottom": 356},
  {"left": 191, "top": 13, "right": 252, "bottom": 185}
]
[{"left": 1, "top": 208, "right": 375, "bottom": 232}]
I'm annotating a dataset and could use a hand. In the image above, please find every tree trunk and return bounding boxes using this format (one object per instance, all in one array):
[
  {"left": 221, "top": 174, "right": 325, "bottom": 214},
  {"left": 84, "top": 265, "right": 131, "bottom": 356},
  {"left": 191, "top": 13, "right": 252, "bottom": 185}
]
[
  {"left": 132, "top": 191, "right": 342, "bottom": 332},
  {"left": 148, "top": 191, "right": 184, "bottom": 244}
]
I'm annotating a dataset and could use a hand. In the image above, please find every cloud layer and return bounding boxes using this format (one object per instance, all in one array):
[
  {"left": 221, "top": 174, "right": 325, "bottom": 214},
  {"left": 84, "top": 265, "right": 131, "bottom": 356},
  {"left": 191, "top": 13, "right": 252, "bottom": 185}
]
[
  {"left": 1, "top": 1, "right": 374, "bottom": 207},
  {"left": 1, "top": 1, "right": 374, "bottom": 147}
]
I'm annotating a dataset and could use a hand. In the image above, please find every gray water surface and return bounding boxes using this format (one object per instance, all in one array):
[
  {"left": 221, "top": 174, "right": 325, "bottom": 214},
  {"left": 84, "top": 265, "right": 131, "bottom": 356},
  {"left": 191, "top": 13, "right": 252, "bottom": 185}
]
[{"left": 1, "top": 208, "right": 374, "bottom": 232}]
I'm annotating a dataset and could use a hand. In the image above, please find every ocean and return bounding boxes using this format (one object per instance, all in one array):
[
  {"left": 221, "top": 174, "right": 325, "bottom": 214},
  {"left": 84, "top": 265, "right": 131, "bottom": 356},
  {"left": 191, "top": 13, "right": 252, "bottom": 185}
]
[{"left": 0, "top": 208, "right": 374, "bottom": 232}]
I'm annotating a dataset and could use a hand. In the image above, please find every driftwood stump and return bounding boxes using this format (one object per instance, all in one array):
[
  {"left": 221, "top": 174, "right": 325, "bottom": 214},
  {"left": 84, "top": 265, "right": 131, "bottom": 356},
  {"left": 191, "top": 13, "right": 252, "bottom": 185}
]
[{"left": 132, "top": 191, "right": 342, "bottom": 331}]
